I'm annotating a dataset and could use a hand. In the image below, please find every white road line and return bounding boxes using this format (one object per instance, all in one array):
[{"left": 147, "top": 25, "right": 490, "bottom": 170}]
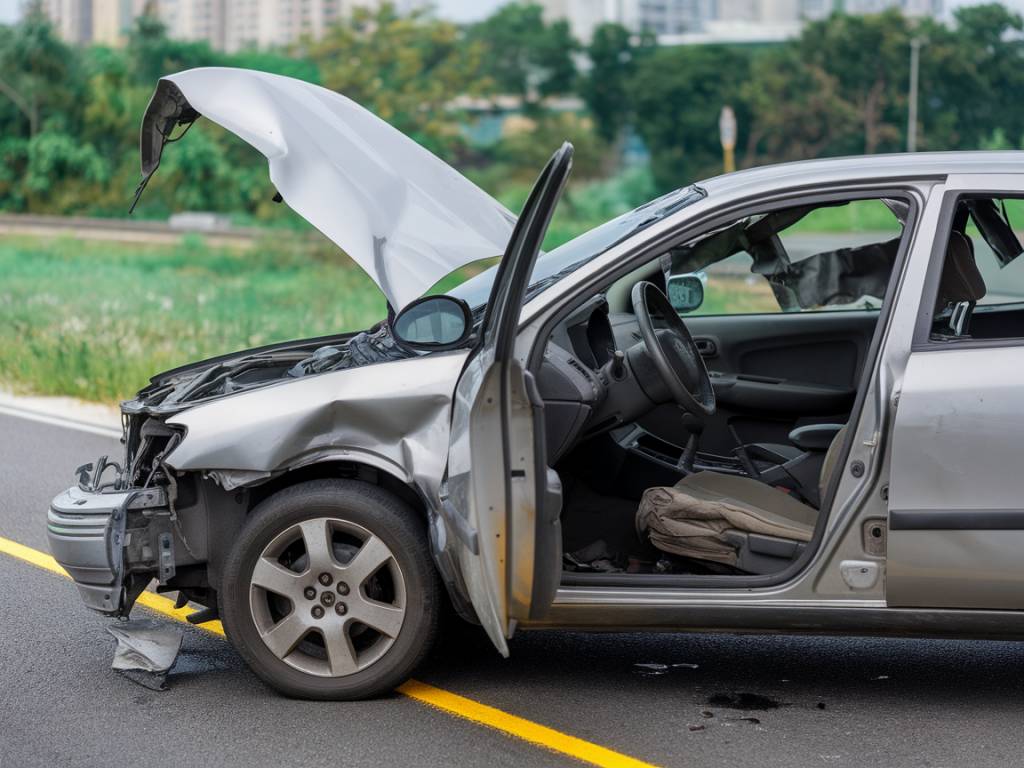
[{"left": 0, "top": 404, "right": 122, "bottom": 440}]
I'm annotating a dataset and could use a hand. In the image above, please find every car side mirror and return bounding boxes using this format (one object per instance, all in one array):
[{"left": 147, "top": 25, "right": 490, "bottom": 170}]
[
  {"left": 666, "top": 273, "right": 704, "bottom": 314},
  {"left": 391, "top": 295, "right": 473, "bottom": 351}
]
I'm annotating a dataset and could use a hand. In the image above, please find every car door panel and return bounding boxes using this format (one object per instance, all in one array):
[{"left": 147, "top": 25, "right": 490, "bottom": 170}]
[
  {"left": 888, "top": 346, "right": 1024, "bottom": 609},
  {"left": 688, "top": 311, "right": 875, "bottom": 386},
  {"left": 443, "top": 348, "right": 509, "bottom": 653},
  {"left": 614, "top": 310, "right": 876, "bottom": 453},
  {"left": 442, "top": 144, "right": 572, "bottom": 654}
]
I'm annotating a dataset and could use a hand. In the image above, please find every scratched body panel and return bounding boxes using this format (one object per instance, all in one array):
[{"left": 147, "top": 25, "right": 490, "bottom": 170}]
[{"left": 166, "top": 351, "right": 469, "bottom": 501}]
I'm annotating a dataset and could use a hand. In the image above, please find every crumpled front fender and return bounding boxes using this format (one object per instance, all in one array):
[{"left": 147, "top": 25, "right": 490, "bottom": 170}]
[{"left": 164, "top": 351, "right": 469, "bottom": 501}]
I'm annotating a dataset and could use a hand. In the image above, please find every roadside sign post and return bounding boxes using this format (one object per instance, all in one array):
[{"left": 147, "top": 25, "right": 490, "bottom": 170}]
[{"left": 719, "top": 105, "right": 737, "bottom": 174}]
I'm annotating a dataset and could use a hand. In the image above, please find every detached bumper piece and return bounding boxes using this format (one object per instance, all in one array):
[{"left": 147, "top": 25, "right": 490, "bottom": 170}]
[
  {"left": 47, "top": 484, "right": 171, "bottom": 616},
  {"left": 108, "top": 619, "right": 184, "bottom": 691}
]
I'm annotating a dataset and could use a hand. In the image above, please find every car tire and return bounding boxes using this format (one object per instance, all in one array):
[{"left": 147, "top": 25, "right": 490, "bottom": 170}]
[{"left": 220, "top": 479, "right": 441, "bottom": 700}]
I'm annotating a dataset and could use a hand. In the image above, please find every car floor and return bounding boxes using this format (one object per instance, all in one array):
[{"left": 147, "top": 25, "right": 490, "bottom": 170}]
[{"left": 560, "top": 480, "right": 648, "bottom": 557}]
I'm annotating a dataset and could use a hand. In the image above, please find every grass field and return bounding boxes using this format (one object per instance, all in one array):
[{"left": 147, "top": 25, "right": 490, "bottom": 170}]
[
  {"left": 0, "top": 197, "right": 903, "bottom": 403},
  {"left": 0, "top": 235, "right": 393, "bottom": 401},
  {"left": 697, "top": 275, "right": 780, "bottom": 315},
  {"left": 784, "top": 198, "right": 901, "bottom": 234}
]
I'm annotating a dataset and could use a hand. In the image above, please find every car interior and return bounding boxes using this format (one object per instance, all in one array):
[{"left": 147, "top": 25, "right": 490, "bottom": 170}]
[
  {"left": 530, "top": 195, "right": 914, "bottom": 582},
  {"left": 929, "top": 196, "right": 1024, "bottom": 342},
  {"left": 530, "top": 192, "right": 1024, "bottom": 584}
]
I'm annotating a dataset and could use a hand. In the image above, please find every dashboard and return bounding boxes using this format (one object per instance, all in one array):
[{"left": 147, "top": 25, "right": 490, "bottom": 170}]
[{"left": 535, "top": 296, "right": 650, "bottom": 462}]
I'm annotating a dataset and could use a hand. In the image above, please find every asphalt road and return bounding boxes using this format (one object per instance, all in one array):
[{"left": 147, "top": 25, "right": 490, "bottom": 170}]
[{"left": 2, "top": 410, "right": 1023, "bottom": 768}]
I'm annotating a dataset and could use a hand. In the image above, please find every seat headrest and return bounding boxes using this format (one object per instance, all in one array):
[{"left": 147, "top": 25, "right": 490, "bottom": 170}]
[{"left": 935, "top": 231, "right": 986, "bottom": 311}]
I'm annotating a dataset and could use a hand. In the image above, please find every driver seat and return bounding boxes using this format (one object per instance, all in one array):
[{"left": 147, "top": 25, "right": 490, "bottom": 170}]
[{"left": 637, "top": 426, "right": 848, "bottom": 574}]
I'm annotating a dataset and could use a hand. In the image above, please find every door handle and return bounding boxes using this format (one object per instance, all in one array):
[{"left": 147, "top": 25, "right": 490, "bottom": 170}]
[{"left": 693, "top": 337, "right": 717, "bottom": 357}]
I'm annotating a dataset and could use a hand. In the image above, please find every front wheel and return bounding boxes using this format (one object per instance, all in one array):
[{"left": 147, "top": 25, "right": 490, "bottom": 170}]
[{"left": 220, "top": 479, "right": 441, "bottom": 699}]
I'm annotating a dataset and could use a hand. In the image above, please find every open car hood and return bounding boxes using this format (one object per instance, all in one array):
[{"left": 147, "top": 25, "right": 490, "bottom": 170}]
[{"left": 136, "top": 67, "right": 516, "bottom": 309}]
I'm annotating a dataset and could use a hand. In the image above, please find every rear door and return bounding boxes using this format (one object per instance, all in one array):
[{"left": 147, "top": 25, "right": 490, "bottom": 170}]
[
  {"left": 441, "top": 144, "right": 572, "bottom": 654},
  {"left": 887, "top": 347, "right": 1024, "bottom": 608},
  {"left": 887, "top": 176, "right": 1024, "bottom": 609}
]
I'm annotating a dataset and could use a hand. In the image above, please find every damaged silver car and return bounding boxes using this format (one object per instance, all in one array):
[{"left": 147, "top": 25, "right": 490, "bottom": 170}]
[{"left": 48, "top": 67, "right": 1024, "bottom": 699}]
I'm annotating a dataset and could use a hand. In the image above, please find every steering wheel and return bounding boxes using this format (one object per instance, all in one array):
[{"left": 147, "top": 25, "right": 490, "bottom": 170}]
[{"left": 631, "top": 281, "right": 716, "bottom": 417}]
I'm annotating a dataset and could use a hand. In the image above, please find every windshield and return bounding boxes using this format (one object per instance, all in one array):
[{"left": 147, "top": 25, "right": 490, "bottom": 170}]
[{"left": 448, "top": 185, "right": 707, "bottom": 310}]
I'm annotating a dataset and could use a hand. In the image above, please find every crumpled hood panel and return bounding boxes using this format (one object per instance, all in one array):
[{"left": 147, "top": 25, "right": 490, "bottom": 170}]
[{"left": 151, "top": 68, "right": 515, "bottom": 309}]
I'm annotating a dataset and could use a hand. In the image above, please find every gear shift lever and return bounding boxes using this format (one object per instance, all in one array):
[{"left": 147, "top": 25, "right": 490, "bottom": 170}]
[
  {"left": 676, "top": 411, "right": 704, "bottom": 474},
  {"left": 729, "top": 423, "right": 762, "bottom": 481}
]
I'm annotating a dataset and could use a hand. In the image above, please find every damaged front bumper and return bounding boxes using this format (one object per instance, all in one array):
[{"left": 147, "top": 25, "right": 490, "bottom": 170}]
[{"left": 47, "top": 477, "right": 175, "bottom": 616}]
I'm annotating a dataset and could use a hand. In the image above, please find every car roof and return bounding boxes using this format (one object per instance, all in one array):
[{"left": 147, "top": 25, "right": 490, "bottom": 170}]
[{"left": 700, "top": 151, "right": 1024, "bottom": 198}]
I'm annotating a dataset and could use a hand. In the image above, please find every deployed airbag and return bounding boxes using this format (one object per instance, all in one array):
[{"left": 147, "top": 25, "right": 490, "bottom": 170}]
[{"left": 767, "top": 238, "right": 900, "bottom": 310}]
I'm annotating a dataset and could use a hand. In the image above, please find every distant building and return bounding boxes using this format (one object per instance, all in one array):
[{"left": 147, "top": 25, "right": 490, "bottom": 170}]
[
  {"left": 223, "top": 0, "right": 347, "bottom": 52},
  {"left": 39, "top": 0, "right": 945, "bottom": 48},
  {"left": 538, "top": 0, "right": 715, "bottom": 41},
  {"left": 43, "top": 0, "right": 147, "bottom": 45},
  {"left": 538, "top": 0, "right": 942, "bottom": 43},
  {"left": 537, "top": 0, "right": 608, "bottom": 42},
  {"left": 42, "top": 0, "right": 93, "bottom": 43},
  {"left": 38, "top": 0, "right": 415, "bottom": 49},
  {"left": 159, "top": 0, "right": 226, "bottom": 49},
  {"left": 798, "top": 0, "right": 833, "bottom": 19},
  {"left": 839, "top": 0, "right": 942, "bottom": 16}
]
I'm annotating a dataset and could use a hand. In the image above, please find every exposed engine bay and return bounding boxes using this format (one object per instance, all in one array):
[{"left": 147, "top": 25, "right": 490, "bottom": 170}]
[{"left": 125, "top": 323, "right": 413, "bottom": 416}]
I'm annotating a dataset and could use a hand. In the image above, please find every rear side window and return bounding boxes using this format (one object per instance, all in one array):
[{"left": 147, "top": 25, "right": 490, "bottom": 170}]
[
  {"left": 929, "top": 196, "right": 1024, "bottom": 342},
  {"left": 668, "top": 198, "right": 905, "bottom": 317},
  {"left": 965, "top": 199, "right": 1024, "bottom": 308}
]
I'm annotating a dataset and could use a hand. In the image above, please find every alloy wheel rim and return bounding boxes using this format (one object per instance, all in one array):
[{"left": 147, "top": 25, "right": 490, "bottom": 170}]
[{"left": 248, "top": 517, "right": 407, "bottom": 677}]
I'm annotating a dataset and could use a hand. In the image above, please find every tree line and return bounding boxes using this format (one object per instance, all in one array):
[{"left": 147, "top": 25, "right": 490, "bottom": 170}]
[{"left": 1, "top": 1, "right": 1023, "bottom": 221}]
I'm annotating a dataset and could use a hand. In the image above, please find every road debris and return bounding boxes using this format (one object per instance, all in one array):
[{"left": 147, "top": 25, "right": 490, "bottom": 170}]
[
  {"left": 633, "top": 662, "right": 700, "bottom": 676},
  {"left": 705, "top": 692, "right": 782, "bottom": 710},
  {"left": 724, "top": 716, "right": 761, "bottom": 725},
  {"left": 107, "top": 619, "right": 184, "bottom": 691}
]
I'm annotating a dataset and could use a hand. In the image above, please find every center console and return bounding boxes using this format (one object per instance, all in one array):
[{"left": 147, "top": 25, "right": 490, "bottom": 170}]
[{"left": 614, "top": 421, "right": 843, "bottom": 508}]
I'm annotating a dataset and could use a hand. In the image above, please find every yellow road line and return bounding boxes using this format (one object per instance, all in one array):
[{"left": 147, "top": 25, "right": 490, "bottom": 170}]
[
  {"left": 0, "top": 535, "right": 67, "bottom": 576},
  {"left": 0, "top": 534, "right": 659, "bottom": 768},
  {"left": 0, "top": 535, "right": 228, "bottom": 634},
  {"left": 397, "top": 679, "right": 659, "bottom": 768}
]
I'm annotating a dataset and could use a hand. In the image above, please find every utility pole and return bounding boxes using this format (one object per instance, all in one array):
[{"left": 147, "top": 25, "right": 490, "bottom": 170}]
[{"left": 907, "top": 37, "right": 922, "bottom": 152}]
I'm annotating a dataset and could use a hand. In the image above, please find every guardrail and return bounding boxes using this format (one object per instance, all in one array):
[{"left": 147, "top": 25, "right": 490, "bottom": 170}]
[{"left": 0, "top": 213, "right": 283, "bottom": 248}]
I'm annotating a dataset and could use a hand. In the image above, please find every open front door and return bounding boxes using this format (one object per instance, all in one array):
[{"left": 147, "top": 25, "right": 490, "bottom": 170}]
[{"left": 441, "top": 144, "right": 572, "bottom": 654}]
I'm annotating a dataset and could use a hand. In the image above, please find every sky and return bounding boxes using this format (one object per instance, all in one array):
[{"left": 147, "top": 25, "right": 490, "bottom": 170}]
[{"left": 1, "top": 0, "right": 1022, "bottom": 26}]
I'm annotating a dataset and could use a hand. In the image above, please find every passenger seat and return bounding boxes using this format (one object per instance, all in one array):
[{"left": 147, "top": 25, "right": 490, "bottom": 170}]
[{"left": 935, "top": 231, "right": 986, "bottom": 337}]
